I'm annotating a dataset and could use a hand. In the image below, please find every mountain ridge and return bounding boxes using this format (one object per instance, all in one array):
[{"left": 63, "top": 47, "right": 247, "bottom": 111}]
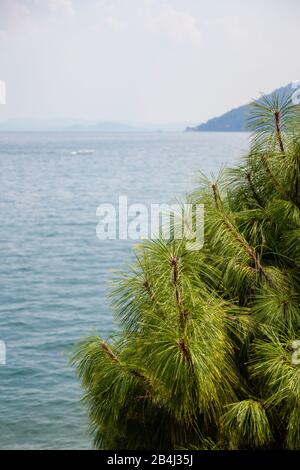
[{"left": 186, "top": 83, "right": 295, "bottom": 132}]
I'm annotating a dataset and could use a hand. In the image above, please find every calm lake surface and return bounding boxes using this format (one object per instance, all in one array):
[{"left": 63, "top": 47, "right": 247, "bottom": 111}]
[{"left": 0, "top": 131, "right": 249, "bottom": 449}]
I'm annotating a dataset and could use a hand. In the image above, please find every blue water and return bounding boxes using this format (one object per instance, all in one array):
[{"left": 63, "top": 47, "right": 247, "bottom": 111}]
[{"left": 0, "top": 131, "right": 249, "bottom": 449}]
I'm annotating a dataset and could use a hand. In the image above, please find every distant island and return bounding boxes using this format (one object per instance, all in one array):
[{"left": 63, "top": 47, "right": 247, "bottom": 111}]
[
  {"left": 0, "top": 119, "right": 139, "bottom": 132},
  {"left": 0, "top": 119, "right": 197, "bottom": 133},
  {"left": 186, "top": 83, "right": 294, "bottom": 132}
]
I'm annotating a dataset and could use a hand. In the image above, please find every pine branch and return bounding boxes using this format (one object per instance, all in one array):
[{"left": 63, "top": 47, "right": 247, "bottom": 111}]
[
  {"left": 245, "top": 171, "right": 264, "bottom": 207},
  {"left": 212, "top": 182, "right": 221, "bottom": 209},
  {"left": 170, "top": 255, "right": 189, "bottom": 332},
  {"left": 221, "top": 214, "right": 269, "bottom": 282},
  {"left": 101, "top": 341, "right": 120, "bottom": 363},
  {"left": 274, "top": 110, "right": 285, "bottom": 153},
  {"left": 178, "top": 338, "right": 193, "bottom": 367},
  {"left": 143, "top": 279, "right": 155, "bottom": 302}
]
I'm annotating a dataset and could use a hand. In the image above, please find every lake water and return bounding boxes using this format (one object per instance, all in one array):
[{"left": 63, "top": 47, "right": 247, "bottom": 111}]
[{"left": 0, "top": 131, "right": 249, "bottom": 449}]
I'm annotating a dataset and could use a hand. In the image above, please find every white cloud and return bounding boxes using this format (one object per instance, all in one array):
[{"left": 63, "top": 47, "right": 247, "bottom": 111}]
[
  {"left": 0, "top": 29, "right": 8, "bottom": 42},
  {"left": 43, "top": 0, "right": 75, "bottom": 15},
  {"left": 146, "top": 4, "right": 202, "bottom": 46},
  {"left": 0, "top": 0, "right": 75, "bottom": 32},
  {"left": 105, "top": 16, "right": 125, "bottom": 32},
  {"left": 205, "top": 16, "right": 248, "bottom": 39},
  {"left": 88, "top": 1, "right": 202, "bottom": 46},
  {"left": 0, "top": 0, "right": 31, "bottom": 29}
]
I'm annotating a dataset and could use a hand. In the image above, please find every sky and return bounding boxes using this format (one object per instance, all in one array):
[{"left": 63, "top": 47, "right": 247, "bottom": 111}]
[{"left": 0, "top": 0, "right": 299, "bottom": 124}]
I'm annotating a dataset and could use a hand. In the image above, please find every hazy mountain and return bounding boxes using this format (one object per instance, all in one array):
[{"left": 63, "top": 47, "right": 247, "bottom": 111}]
[
  {"left": 0, "top": 118, "right": 197, "bottom": 132},
  {"left": 0, "top": 118, "right": 137, "bottom": 132},
  {"left": 186, "top": 83, "right": 295, "bottom": 132},
  {"left": 64, "top": 121, "right": 136, "bottom": 132}
]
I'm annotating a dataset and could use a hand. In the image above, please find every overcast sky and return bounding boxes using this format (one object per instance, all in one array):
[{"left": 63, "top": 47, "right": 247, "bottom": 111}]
[{"left": 0, "top": 0, "right": 299, "bottom": 123}]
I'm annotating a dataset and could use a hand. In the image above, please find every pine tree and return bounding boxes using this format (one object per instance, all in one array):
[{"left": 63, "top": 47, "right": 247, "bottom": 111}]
[{"left": 71, "top": 91, "right": 300, "bottom": 450}]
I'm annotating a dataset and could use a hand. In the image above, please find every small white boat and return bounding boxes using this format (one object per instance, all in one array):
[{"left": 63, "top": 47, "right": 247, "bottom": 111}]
[{"left": 70, "top": 149, "right": 94, "bottom": 155}]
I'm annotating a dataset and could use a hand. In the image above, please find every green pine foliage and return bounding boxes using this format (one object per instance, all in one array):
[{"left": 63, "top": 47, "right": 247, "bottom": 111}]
[{"left": 71, "top": 91, "right": 300, "bottom": 449}]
